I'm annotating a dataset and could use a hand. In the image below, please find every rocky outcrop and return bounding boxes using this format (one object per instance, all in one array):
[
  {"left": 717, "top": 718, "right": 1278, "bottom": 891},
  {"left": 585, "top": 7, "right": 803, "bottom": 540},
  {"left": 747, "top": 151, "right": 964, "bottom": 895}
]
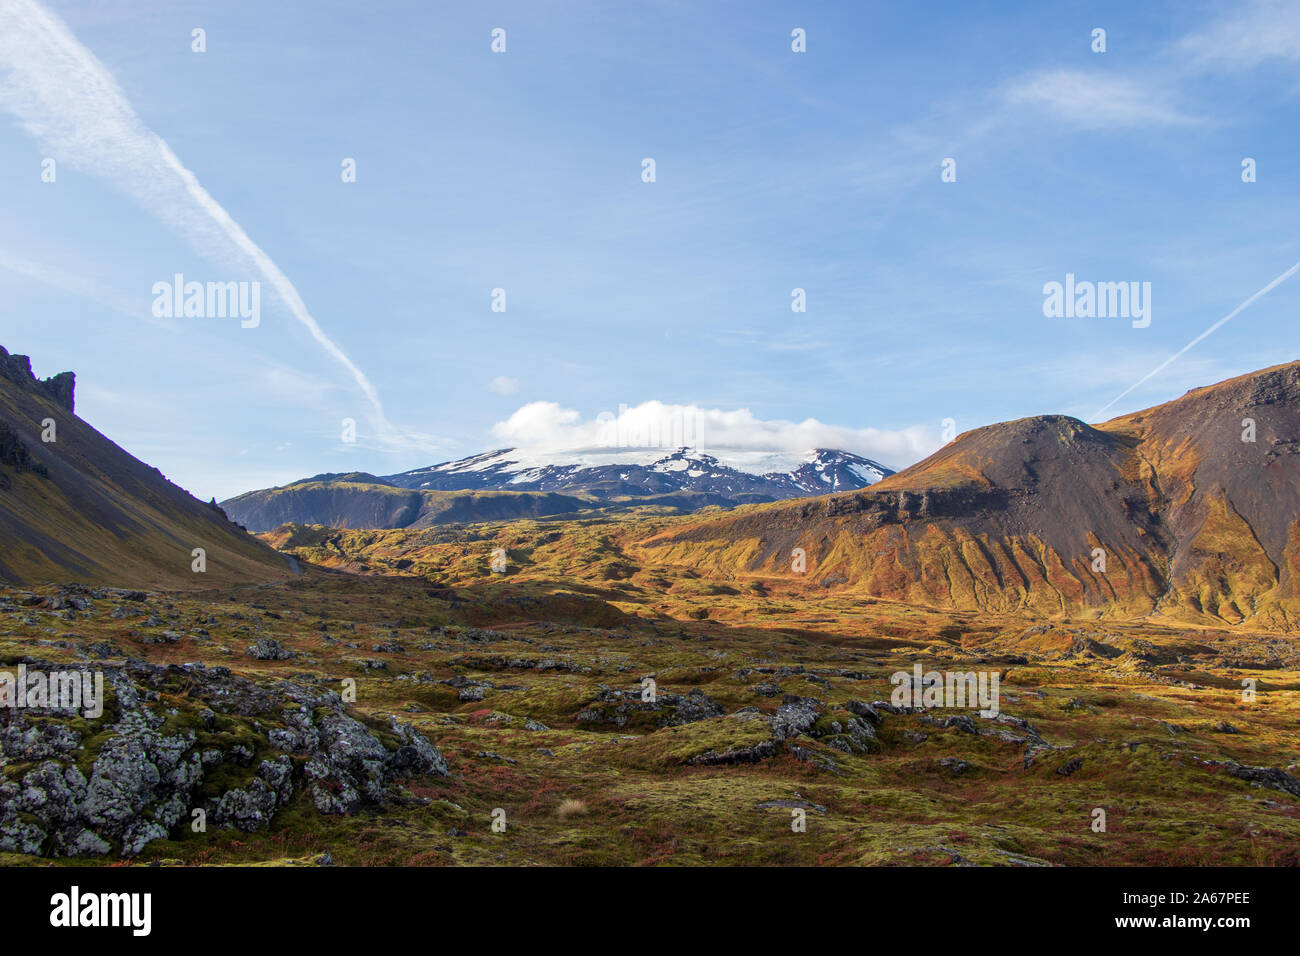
[
  {"left": 577, "top": 685, "right": 724, "bottom": 728},
  {"left": 41, "top": 372, "right": 75, "bottom": 414},
  {"left": 247, "top": 637, "right": 296, "bottom": 661},
  {"left": 0, "top": 346, "right": 74, "bottom": 412},
  {"left": 1200, "top": 760, "right": 1300, "bottom": 798},
  {"left": 0, "top": 660, "right": 447, "bottom": 857}
]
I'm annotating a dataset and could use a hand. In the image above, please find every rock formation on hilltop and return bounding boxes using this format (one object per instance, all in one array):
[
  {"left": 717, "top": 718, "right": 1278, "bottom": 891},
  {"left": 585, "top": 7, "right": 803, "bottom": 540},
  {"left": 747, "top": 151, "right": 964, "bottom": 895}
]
[{"left": 0, "top": 347, "right": 75, "bottom": 413}]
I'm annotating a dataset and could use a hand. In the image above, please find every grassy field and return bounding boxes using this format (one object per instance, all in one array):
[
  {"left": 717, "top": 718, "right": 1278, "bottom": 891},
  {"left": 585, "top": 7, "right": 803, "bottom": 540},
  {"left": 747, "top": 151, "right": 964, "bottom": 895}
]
[{"left": 2, "top": 512, "right": 1298, "bottom": 866}]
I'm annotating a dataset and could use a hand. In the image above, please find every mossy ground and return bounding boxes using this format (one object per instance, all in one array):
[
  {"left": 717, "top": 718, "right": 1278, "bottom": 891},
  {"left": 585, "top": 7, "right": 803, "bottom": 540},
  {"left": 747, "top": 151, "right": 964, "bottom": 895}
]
[{"left": 2, "top": 513, "right": 1299, "bottom": 866}]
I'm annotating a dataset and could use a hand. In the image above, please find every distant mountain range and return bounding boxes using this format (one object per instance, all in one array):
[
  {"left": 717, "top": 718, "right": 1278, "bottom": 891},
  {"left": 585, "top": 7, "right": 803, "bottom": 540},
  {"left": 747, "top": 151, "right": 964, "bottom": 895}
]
[
  {"left": 220, "top": 447, "right": 895, "bottom": 532},
  {"left": 384, "top": 446, "right": 890, "bottom": 495}
]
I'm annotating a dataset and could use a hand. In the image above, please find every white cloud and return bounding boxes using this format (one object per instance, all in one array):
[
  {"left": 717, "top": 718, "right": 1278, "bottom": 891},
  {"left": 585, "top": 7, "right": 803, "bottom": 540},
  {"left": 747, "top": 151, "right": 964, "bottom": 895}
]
[
  {"left": 487, "top": 376, "right": 520, "bottom": 395},
  {"left": 0, "top": 0, "right": 415, "bottom": 450},
  {"left": 489, "top": 400, "right": 938, "bottom": 471},
  {"left": 1180, "top": 0, "right": 1300, "bottom": 71},
  {"left": 1003, "top": 69, "right": 1200, "bottom": 129}
]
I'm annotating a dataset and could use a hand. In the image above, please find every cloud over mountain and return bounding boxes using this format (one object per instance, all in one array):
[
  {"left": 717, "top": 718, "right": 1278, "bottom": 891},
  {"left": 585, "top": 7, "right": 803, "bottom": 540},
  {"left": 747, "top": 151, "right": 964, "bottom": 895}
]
[{"left": 489, "top": 400, "right": 937, "bottom": 472}]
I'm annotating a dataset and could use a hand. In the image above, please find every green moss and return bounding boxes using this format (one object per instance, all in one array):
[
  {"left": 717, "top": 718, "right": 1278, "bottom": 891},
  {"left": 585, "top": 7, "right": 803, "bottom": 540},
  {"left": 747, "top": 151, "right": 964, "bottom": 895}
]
[{"left": 608, "top": 714, "right": 774, "bottom": 771}]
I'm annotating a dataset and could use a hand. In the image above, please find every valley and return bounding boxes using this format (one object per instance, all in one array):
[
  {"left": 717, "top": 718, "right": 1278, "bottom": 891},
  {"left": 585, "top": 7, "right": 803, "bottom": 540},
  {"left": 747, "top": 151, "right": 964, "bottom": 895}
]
[
  {"left": 3, "top": 541, "right": 1298, "bottom": 866},
  {"left": 2, "top": 347, "right": 1299, "bottom": 866}
]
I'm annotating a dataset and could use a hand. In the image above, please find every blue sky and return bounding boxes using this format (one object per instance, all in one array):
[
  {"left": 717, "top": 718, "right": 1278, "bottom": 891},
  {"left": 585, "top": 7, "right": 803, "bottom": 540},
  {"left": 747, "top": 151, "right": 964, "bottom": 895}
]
[{"left": 1, "top": 0, "right": 1298, "bottom": 500}]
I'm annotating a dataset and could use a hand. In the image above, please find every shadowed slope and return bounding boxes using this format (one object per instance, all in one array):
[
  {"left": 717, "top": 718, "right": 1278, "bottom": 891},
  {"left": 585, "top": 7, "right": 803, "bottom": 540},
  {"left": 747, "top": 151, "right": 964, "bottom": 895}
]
[
  {"left": 0, "top": 346, "right": 297, "bottom": 587},
  {"left": 221, "top": 479, "right": 594, "bottom": 532}
]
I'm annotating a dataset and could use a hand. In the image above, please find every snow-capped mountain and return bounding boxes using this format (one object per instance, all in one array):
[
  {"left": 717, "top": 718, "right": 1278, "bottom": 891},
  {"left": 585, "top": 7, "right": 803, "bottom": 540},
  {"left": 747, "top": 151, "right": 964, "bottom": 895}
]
[
  {"left": 382, "top": 447, "right": 893, "bottom": 502},
  {"left": 220, "top": 447, "right": 896, "bottom": 530}
]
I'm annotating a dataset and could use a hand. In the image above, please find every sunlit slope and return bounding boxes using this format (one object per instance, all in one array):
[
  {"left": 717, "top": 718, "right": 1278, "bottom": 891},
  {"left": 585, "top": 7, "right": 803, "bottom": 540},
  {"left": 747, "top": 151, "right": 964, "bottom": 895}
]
[
  {"left": 633, "top": 362, "right": 1300, "bottom": 628},
  {"left": 0, "top": 347, "right": 296, "bottom": 587}
]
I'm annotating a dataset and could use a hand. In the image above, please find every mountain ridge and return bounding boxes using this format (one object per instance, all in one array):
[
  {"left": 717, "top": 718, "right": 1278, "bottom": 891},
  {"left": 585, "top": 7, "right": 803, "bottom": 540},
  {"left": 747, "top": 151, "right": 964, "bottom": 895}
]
[
  {"left": 382, "top": 446, "right": 893, "bottom": 496},
  {"left": 632, "top": 361, "right": 1300, "bottom": 629},
  {"left": 220, "top": 447, "right": 896, "bottom": 531}
]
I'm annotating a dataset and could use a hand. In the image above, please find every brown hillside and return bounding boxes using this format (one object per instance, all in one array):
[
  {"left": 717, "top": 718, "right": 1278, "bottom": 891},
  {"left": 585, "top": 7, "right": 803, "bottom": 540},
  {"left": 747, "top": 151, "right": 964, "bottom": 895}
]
[{"left": 635, "top": 361, "right": 1300, "bottom": 628}]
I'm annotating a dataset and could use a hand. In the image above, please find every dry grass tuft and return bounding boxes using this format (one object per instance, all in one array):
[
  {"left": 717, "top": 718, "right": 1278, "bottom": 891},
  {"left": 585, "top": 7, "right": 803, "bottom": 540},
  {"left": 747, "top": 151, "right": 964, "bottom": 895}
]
[{"left": 556, "top": 798, "right": 589, "bottom": 820}]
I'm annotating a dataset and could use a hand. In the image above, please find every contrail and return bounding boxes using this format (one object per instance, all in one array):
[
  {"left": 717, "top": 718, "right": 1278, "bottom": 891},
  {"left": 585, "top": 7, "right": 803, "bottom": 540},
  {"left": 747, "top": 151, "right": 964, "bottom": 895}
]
[
  {"left": 1094, "top": 257, "right": 1300, "bottom": 419},
  {"left": 0, "top": 0, "right": 390, "bottom": 431}
]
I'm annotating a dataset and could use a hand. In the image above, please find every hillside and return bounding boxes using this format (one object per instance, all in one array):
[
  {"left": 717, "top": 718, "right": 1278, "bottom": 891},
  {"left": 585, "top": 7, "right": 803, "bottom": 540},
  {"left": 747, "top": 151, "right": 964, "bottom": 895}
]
[
  {"left": 633, "top": 362, "right": 1300, "bottom": 629},
  {"left": 221, "top": 478, "right": 595, "bottom": 532},
  {"left": 0, "top": 346, "right": 297, "bottom": 587}
]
